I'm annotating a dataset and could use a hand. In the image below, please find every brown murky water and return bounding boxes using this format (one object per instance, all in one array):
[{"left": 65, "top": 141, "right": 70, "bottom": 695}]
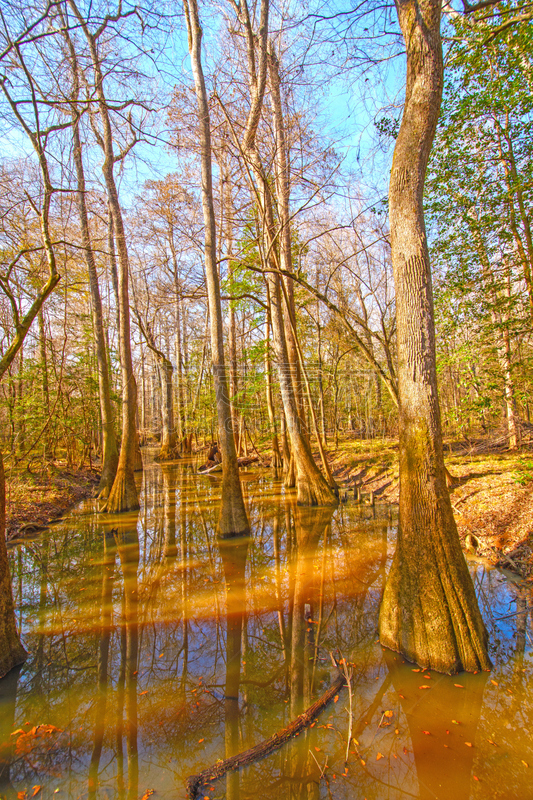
[{"left": 1, "top": 458, "right": 532, "bottom": 800}]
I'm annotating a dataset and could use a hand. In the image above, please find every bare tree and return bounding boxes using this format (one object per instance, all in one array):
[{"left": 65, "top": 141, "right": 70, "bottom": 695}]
[
  {"left": 67, "top": 0, "right": 142, "bottom": 512},
  {"left": 183, "top": 0, "right": 250, "bottom": 537}
]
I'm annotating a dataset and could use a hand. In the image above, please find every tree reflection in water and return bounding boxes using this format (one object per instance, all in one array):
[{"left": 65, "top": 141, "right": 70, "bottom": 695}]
[{"left": 2, "top": 461, "right": 532, "bottom": 799}]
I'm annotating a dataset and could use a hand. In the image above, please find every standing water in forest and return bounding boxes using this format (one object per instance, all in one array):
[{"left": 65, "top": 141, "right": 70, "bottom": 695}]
[{"left": 1, "top": 457, "right": 532, "bottom": 799}]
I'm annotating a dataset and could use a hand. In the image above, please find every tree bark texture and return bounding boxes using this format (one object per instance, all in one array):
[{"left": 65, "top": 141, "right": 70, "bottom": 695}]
[
  {"left": 378, "top": 0, "right": 491, "bottom": 673},
  {"left": 184, "top": 0, "right": 249, "bottom": 537},
  {"left": 157, "top": 355, "right": 179, "bottom": 460}
]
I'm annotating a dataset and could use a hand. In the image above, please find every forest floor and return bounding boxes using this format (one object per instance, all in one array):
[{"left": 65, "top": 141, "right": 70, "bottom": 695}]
[
  {"left": 6, "top": 437, "right": 533, "bottom": 581},
  {"left": 5, "top": 465, "right": 99, "bottom": 540},
  {"left": 327, "top": 435, "right": 533, "bottom": 580}
]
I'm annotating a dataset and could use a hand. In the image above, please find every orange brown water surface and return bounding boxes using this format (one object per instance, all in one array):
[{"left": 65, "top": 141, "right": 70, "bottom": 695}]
[{"left": 1, "top": 457, "right": 532, "bottom": 800}]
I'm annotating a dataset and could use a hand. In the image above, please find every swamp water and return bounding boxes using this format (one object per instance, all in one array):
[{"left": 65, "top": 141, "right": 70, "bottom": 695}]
[{"left": 1, "top": 458, "right": 532, "bottom": 800}]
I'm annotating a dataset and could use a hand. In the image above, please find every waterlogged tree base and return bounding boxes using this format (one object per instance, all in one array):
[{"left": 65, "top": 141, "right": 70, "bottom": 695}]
[
  {"left": 0, "top": 451, "right": 27, "bottom": 679},
  {"left": 154, "top": 445, "right": 181, "bottom": 463},
  {"left": 217, "top": 469, "right": 250, "bottom": 539},
  {"left": 102, "top": 468, "right": 139, "bottom": 514},
  {"left": 0, "top": 639, "right": 27, "bottom": 680},
  {"left": 97, "top": 458, "right": 118, "bottom": 501},
  {"left": 284, "top": 454, "right": 296, "bottom": 489},
  {"left": 379, "top": 528, "right": 492, "bottom": 675},
  {"left": 296, "top": 474, "right": 338, "bottom": 507}
]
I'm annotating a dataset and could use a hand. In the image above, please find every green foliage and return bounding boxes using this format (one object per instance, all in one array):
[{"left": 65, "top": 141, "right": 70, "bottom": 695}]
[
  {"left": 427, "top": 6, "right": 533, "bottom": 436},
  {"left": 513, "top": 457, "right": 533, "bottom": 486}
]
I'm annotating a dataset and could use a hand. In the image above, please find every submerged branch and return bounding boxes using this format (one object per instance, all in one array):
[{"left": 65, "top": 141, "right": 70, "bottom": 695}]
[{"left": 186, "top": 668, "right": 345, "bottom": 798}]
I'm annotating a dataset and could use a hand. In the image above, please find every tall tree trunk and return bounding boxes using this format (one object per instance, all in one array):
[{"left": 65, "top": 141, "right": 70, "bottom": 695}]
[
  {"left": 68, "top": 0, "right": 140, "bottom": 512},
  {"left": 265, "top": 287, "right": 282, "bottom": 468},
  {"left": 496, "top": 118, "right": 533, "bottom": 321},
  {"left": 71, "top": 113, "right": 119, "bottom": 496},
  {"left": 472, "top": 223, "right": 519, "bottom": 450},
  {"left": 378, "top": 0, "right": 491, "bottom": 674},
  {"left": 268, "top": 43, "right": 306, "bottom": 432},
  {"left": 237, "top": 23, "right": 334, "bottom": 504},
  {"left": 183, "top": 0, "right": 249, "bottom": 537},
  {"left": 38, "top": 309, "right": 51, "bottom": 460}
]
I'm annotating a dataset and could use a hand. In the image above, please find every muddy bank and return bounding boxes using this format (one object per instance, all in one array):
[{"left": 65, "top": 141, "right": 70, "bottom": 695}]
[
  {"left": 325, "top": 437, "right": 533, "bottom": 580},
  {"left": 6, "top": 467, "right": 99, "bottom": 540}
]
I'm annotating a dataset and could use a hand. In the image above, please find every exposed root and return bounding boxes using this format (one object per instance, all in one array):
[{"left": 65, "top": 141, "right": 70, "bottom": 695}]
[
  {"left": 297, "top": 476, "right": 339, "bottom": 507},
  {"left": 154, "top": 445, "right": 182, "bottom": 462}
]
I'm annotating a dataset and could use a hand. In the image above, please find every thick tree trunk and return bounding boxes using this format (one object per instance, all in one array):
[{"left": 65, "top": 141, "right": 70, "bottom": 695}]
[
  {"left": 473, "top": 225, "right": 520, "bottom": 450},
  {"left": 265, "top": 293, "right": 282, "bottom": 468},
  {"left": 378, "top": 0, "right": 491, "bottom": 673},
  {"left": 184, "top": 0, "right": 249, "bottom": 537},
  {"left": 269, "top": 44, "right": 306, "bottom": 434},
  {"left": 267, "top": 258, "right": 336, "bottom": 505},
  {"left": 156, "top": 356, "right": 180, "bottom": 461},
  {"left": 0, "top": 450, "right": 27, "bottom": 678},
  {"left": 103, "top": 178, "right": 139, "bottom": 512},
  {"left": 71, "top": 116, "right": 119, "bottom": 496}
]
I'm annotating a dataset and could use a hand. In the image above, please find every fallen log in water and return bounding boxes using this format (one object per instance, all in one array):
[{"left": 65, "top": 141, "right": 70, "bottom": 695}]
[
  {"left": 198, "top": 463, "right": 223, "bottom": 474},
  {"left": 198, "top": 455, "right": 261, "bottom": 474},
  {"left": 186, "top": 668, "right": 345, "bottom": 799}
]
